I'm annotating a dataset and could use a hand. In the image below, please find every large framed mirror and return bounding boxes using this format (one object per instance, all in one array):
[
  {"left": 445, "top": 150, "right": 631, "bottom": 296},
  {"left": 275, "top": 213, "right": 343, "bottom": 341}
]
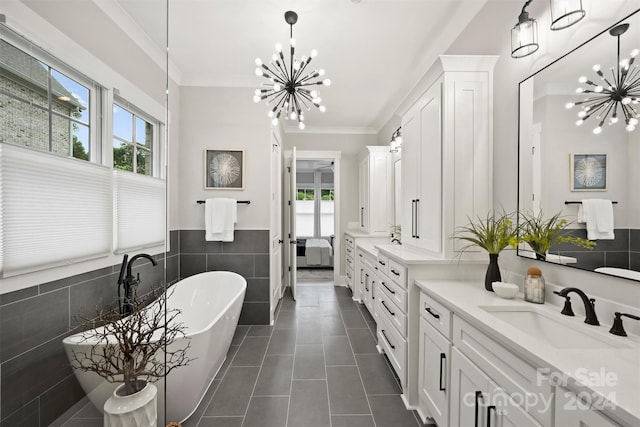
[{"left": 518, "top": 9, "right": 640, "bottom": 281}]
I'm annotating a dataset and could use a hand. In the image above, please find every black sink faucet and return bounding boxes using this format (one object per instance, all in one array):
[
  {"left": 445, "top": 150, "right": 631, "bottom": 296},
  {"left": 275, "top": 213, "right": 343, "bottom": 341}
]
[{"left": 555, "top": 287, "right": 600, "bottom": 326}]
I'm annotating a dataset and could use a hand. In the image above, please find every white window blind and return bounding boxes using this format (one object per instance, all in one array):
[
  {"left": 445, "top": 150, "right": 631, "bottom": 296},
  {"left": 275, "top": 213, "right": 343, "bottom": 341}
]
[
  {"left": 114, "top": 170, "right": 165, "bottom": 253},
  {"left": 0, "top": 143, "right": 112, "bottom": 277}
]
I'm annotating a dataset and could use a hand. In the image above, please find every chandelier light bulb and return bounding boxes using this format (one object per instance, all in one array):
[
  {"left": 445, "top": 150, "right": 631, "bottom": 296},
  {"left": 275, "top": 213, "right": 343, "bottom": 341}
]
[
  {"left": 255, "top": 58, "right": 263, "bottom": 66},
  {"left": 593, "top": 126, "right": 602, "bottom": 134},
  {"left": 576, "top": 88, "right": 584, "bottom": 93},
  {"left": 290, "top": 37, "right": 296, "bottom": 47},
  {"left": 272, "top": 118, "right": 279, "bottom": 126},
  {"left": 622, "top": 97, "right": 631, "bottom": 105},
  {"left": 275, "top": 43, "right": 282, "bottom": 52},
  {"left": 565, "top": 102, "right": 575, "bottom": 109},
  {"left": 318, "top": 69, "right": 325, "bottom": 76},
  {"left": 294, "top": 61, "right": 300, "bottom": 70},
  {"left": 578, "top": 76, "right": 587, "bottom": 83},
  {"left": 290, "top": 112, "right": 297, "bottom": 120},
  {"left": 298, "top": 122, "right": 305, "bottom": 130},
  {"left": 576, "top": 119, "right": 584, "bottom": 126},
  {"left": 312, "top": 97, "right": 322, "bottom": 104},
  {"left": 268, "top": 111, "right": 274, "bottom": 118},
  {"left": 323, "top": 79, "right": 331, "bottom": 86},
  {"left": 627, "top": 124, "right": 636, "bottom": 132},
  {"left": 319, "top": 105, "right": 326, "bottom": 113},
  {"left": 272, "top": 54, "right": 278, "bottom": 62},
  {"left": 578, "top": 111, "right": 587, "bottom": 118},
  {"left": 630, "top": 118, "right": 639, "bottom": 126},
  {"left": 273, "top": 83, "right": 282, "bottom": 91},
  {"left": 592, "top": 64, "right": 601, "bottom": 72},
  {"left": 594, "top": 86, "right": 603, "bottom": 93},
  {"left": 253, "top": 95, "right": 261, "bottom": 103},
  {"left": 631, "top": 49, "right": 639, "bottom": 57},
  {"left": 310, "top": 49, "right": 318, "bottom": 58}
]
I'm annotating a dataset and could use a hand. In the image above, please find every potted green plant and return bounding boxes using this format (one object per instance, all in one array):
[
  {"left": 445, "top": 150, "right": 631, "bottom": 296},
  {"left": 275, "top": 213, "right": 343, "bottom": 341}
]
[
  {"left": 69, "top": 288, "right": 191, "bottom": 427},
  {"left": 453, "top": 210, "right": 519, "bottom": 291},
  {"left": 519, "top": 210, "right": 595, "bottom": 261}
]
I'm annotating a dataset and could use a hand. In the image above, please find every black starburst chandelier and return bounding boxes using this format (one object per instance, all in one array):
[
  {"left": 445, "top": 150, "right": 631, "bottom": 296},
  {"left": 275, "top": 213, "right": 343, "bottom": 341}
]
[
  {"left": 566, "top": 23, "right": 640, "bottom": 134},
  {"left": 253, "top": 11, "right": 331, "bottom": 130}
]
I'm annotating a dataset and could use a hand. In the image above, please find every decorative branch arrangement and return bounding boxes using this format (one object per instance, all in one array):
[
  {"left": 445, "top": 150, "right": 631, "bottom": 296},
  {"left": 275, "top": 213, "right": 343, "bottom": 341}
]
[{"left": 70, "top": 288, "right": 192, "bottom": 396}]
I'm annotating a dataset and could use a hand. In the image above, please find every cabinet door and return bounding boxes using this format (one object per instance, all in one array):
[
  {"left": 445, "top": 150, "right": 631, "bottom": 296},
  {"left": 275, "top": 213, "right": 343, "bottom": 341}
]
[
  {"left": 401, "top": 106, "right": 419, "bottom": 246},
  {"left": 358, "top": 156, "right": 369, "bottom": 231},
  {"left": 369, "top": 151, "right": 390, "bottom": 233},
  {"left": 416, "top": 81, "right": 442, "bottom": 254},
  {"left": 419, "top": 317, "right": 450, "bottom": 427},
  {"left": 555, "top": 388, "right": 620, "bottom": 427},
  {"left": 450, "top": 348, "right": 490, "bottom": 427},
  {"left": 489, "top": 382, "right": 542, "bottom": 427}
]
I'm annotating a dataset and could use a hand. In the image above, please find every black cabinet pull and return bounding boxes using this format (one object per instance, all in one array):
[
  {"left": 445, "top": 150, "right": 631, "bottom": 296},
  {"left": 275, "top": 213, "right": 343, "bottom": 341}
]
[
  {"left": 415, "top": 199, "right": 420, "bottom": 238},
  {"left": 425, "top": 306, "right": 440, "bottom": 319},
  {"left": 381, "top": 329, "right": 395, "bottom": 349},
  {"left": 411, "top": 200, "right": 417, "bottom": 237},
  {"left": 381, "top": 281, "right": 395, "bottom": 295},
  {"left": 487, "top": 405, "right": 497, "bottom": 427},
  {"left": 439, "top": 353, "right": 446, "bottom": 391},
  {"left": 378, "top": 260, "right": 386, "bottom": 266},
  {"left": 361, "top": 207, "right": 364, "bottom": 227},
  {"left": 382, "top": 300, "right": 395, "bottom": 316},
  {"left": 474, "top": 391, "right": 483, "bottom": 427},
  {"left": 390, "top": 268, "right": 400, "bottom": 276}
]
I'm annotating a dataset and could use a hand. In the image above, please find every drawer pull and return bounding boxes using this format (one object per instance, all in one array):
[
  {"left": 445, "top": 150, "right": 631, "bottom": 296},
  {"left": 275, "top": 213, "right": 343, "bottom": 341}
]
[
  {"left": 381, "top": 329, "right": 395, "bottom": 349},
  {"left": 381, "top": 282, "right": 395, "bottom": 295},
  {"left": 381, "top": 300, "right": 395, "bottom": 316},
  {"left": 474, "top": 391, "right": 483, "bottom": 427},
  {"left": 425, "top": 306, "right": 440, "bottom": 319},
  {"left": 378, "top": 260, "right": 386, "bottom": 266},
  {"left": 439, "top": 353, "right": 446, "bottom": 391},
  {"left": 390, "top": 268, "right": 400, "bottom": 276},
  {"left": 346, "top": 272, "right": 351, "bottom": 279},
  {"left": 359, "top": 253, "right": 364, "bottom": 258}
]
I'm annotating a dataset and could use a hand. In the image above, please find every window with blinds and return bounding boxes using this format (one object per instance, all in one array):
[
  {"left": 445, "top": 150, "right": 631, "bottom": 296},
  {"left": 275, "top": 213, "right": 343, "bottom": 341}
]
[{"left": 0, "top": 143, "right": 112, "bottom": 277}]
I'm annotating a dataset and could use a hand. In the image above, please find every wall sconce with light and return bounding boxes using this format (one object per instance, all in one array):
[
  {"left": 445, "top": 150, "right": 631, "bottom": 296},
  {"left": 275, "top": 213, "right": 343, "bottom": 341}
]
[
  {"left": 389, "top": 127, "right": 402, "bottom": 153},
  {"left": 511, "top": 0, "right": 586, "bottom": 59}
]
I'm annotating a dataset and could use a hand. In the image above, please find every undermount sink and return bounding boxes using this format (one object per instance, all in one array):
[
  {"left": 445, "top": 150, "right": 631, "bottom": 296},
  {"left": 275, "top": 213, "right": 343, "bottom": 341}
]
[{"left": 479, "top": 306, "right": 630, "bottom": 349}]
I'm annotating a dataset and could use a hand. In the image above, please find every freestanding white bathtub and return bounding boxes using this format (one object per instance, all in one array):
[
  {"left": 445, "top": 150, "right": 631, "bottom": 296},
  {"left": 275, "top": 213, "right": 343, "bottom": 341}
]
[{"left": 63, "top": 271, "right": 246, "bottom": 426}]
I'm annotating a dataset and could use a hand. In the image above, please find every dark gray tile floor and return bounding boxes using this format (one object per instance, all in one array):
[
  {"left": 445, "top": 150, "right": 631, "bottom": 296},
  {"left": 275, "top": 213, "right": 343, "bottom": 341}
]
[
  {"left": 61, "top": 283, "right": 429, "bottom": 427},
  {"left": 186, "top": 283, "right": 427, "bottom": 427}
]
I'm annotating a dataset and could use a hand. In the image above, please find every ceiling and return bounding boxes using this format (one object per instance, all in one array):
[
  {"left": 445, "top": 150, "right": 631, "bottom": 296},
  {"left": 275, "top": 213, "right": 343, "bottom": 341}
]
[{"left": 112, "top": 0, "right": 490, "bottom": 134}]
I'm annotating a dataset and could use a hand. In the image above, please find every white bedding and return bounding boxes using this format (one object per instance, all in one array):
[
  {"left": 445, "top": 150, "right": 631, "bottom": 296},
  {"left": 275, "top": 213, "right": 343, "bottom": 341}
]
[{"left": 305, "top": 239, "right": 333, "bottom": 266}]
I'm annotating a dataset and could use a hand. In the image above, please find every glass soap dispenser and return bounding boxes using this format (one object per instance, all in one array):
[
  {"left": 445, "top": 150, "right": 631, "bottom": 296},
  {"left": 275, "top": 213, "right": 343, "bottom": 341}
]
[{"left": 525, "top": 266, "right": 545, "bottom": 304}]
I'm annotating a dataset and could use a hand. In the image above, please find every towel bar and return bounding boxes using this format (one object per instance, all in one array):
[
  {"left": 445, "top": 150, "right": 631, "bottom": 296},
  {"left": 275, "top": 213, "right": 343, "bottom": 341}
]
[
  {"left": 564, "top": 201, "right": 617, "bottom": 205},
  {"left": 197, "top": 200, "right": 250, "bottom": 204}
]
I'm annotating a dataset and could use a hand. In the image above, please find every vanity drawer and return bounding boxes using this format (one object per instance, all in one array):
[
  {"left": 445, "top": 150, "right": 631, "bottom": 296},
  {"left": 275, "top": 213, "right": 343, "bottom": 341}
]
[
  {"left": 377, "top": 286, "right": 407, "bottom": 336},
  {"left": 453, "top": 315, "right": 553, "bottom": 427},
  {"left": 420, "top": 292, "right": 451, "bottom": 340},
  {"left": 345, "top": 244, "right": 355, "bottom": 258},
  {"left": 377, "top": 313, "right": 407, "bottom": 388},
  {"left": 345, "top": 254, "right": 355, "bottom": 270},
  {"left": 345, "top": 234, "right": 355, "bottom": 249},
  {"left": 345, "top": 264, "right": 354, "bottom": 288},
  {"left": 378, "top": 273, "right": 407, "bottom": 312},
  {"left": 387, "top": 258, "right": 407, "bottom": 288}
]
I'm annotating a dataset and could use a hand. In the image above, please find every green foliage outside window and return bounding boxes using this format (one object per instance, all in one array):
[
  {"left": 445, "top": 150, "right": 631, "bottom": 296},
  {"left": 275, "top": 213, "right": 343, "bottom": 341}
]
[
  {"left": 296, "top": 189, "right": 315, "bottom": 200},
  {"left": 321, "top": 189, "right": 334, "bottom": 200}
]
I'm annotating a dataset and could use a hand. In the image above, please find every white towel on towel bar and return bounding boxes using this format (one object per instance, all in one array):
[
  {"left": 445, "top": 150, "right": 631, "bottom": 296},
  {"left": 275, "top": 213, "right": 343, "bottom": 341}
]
[
  {"left": 205, "top": 198, "right": 237, "bottom": 242},
  {"left": 578, "top": 199, "right": 614, "bottom": 240}
]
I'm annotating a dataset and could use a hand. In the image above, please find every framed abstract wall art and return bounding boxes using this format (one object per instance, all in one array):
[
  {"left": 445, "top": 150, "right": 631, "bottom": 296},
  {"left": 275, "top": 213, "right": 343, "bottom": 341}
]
[
  {"left": 205, "top": 149, "right": 244, "bottom": 189},
  {"left": 570, "top": 153, "right": 607, "bottom": 191}
]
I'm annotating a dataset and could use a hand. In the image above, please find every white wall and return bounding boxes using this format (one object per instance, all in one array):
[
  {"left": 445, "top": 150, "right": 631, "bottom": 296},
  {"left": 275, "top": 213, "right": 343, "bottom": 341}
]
[
  {"left": 178, "top": 86, "right": 272, "bottom": 230},
  {"left": 442, "top": 0, "right": 640, "bottom": 310}
]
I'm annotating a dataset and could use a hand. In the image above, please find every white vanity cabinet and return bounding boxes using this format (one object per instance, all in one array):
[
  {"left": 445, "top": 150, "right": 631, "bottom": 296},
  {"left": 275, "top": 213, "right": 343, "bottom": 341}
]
[
  {"left": 344, "top": 234, "right": 355, "bottom": 293},
  {"left": 418, "top": 291, "right": 452, "bottom": 427},
  {"left": 555, "top": 388, "right": 621, "bottom": 427},
  {"left": 400, "top": 55, "right": 497, "bottom": 258},
  {"left": 361, "top": 250, "right": 377, "bottom": 315},
  {"left": 358, "top": 146, "right": 391, "bottom": 234}
]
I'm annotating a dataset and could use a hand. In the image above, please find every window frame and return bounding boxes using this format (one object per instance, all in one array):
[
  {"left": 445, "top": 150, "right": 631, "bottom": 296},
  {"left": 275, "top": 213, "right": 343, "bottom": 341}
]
[{"left": 0, "top": 26, "right": 102, "bottom": 163}]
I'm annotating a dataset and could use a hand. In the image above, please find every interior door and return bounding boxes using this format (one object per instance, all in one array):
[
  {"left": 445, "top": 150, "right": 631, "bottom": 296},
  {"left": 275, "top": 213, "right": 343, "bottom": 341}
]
[
  {"left": 289, "top": 147, "right": 297, "bottom": 300},
  {"left": 270, "top": 132, "right": 282, "bottom": 322}
]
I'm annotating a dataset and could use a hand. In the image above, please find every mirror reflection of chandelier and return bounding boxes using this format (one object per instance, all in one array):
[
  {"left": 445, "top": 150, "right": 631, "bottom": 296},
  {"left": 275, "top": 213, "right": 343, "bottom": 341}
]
[
  {"left": 253, "top": 11, "right": 331, "bottom": 130},
  {"left": 566, "top": 23, "right": 640, "bottom": 134}
]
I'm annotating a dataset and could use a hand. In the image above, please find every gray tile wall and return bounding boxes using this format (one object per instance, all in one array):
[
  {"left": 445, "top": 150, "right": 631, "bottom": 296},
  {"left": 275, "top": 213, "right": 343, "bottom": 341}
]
[
  {"left": 0, "top": 231, "right": 179, "bottom": 427},
  {"left": 178, "top": 229, "right": 271, "bottom": 325},
  {"left": 550, "top": 228, "right": 634, "bottom": 271}
]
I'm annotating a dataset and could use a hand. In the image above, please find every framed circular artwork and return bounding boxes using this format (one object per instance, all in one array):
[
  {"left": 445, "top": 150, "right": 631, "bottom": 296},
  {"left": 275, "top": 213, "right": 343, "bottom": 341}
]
[
  {"left": 570, "top": 153, "right": 607, "bottom": 191},
  {"left": 205, "top": 149, "right": 244, "bottom": 189}
]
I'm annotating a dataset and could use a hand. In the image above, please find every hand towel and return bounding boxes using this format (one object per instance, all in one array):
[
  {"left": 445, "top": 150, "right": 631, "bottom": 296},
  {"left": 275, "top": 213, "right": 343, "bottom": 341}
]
[
  {"left": 205, "top": 198, "right": 237, "bottom": 242},
  {"left": 579, "top": 199, "right": 614, "bottom": 240}
]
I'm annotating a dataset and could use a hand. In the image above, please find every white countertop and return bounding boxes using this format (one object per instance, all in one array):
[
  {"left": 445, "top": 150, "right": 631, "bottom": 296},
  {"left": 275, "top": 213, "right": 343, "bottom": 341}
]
[
  {"left": 414, "top": 279, "right": 640, "bottom": 426},
  {"left": 375, "top": 244, "right": 487, "bottom": 265},
  {"left": 344, "top": 229, "right": 388, "bottom": 238},
  {"left": 357, "top": 242, "right": 378, "bottom": 258}
]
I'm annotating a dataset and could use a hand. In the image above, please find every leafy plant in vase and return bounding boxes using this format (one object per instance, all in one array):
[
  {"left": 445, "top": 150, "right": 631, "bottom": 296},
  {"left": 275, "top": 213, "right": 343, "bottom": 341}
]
[
  {"left": 519, "top": 210, "right": 595, "bottom": 261},
  {"left": 453, "top": 211, "right": 519, "bottom": 291},
  {"left": 69, "top": 288, "right": 191, "bottom": 427}
]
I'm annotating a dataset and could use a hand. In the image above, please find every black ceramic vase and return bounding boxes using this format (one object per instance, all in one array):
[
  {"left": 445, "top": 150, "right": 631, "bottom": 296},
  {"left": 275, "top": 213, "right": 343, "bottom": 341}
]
[{"left": 485, "top": 253, "right": 501, "bottom": 292}]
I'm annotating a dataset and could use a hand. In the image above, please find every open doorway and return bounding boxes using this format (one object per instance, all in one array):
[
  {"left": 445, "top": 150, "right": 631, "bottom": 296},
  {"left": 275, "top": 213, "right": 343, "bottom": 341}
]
[
  {"left": 285, "top": 149, "right": 341, "bottom": 299},
  {"left": 295, "top": 158, "right": 335, "bottom": 285}
]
